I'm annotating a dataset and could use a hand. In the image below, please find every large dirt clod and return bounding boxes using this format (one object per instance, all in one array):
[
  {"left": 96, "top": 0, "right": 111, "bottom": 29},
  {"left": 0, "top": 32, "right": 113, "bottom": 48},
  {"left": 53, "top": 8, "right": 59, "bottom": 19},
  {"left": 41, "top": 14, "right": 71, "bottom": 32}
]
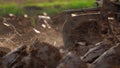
[
  {"left": 90, "top": 43, "right": 120, "bottom": 68},
  {"left": 1, "top": 45, "right": 27, "bottom": 68},
  {"left": 82, "top": 40, "right": 113, "bottom": 63},
  {"left": 57, "top": 51, "right": 87, "bottom": 68},
  {"left": 13, "top": 39, "right": 62, "bottom": 68}
]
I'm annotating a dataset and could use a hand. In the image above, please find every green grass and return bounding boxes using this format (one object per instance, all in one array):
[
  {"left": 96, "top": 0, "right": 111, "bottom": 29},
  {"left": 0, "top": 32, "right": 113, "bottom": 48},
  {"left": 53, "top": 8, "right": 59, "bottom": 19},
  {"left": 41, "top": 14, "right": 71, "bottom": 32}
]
[
  {"left": 31, "top": 17, "right": 36, "bottom": 26},
  {"left": 25, "top": 0, "right": 95, "bottom": 14},
  {"left": 0, "top": 0, "right": 95, "bottom": 16},
  {"left": 0, "top": 4, "right": 24, "bottom": 16}
]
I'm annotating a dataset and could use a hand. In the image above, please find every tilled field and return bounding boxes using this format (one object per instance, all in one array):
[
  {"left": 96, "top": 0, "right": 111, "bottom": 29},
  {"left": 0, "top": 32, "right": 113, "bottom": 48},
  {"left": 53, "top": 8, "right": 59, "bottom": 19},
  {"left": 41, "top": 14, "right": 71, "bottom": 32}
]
[{"left": 0, "top": 11, "right": 120, "bottom": 68}]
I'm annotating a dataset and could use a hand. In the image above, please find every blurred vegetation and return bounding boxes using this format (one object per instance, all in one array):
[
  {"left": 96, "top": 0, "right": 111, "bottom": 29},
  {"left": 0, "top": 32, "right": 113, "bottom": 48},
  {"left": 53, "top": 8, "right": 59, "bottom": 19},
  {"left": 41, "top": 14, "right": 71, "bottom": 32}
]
[{"left": 0, "top": 0, "right": 95, "bottom": 16}]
